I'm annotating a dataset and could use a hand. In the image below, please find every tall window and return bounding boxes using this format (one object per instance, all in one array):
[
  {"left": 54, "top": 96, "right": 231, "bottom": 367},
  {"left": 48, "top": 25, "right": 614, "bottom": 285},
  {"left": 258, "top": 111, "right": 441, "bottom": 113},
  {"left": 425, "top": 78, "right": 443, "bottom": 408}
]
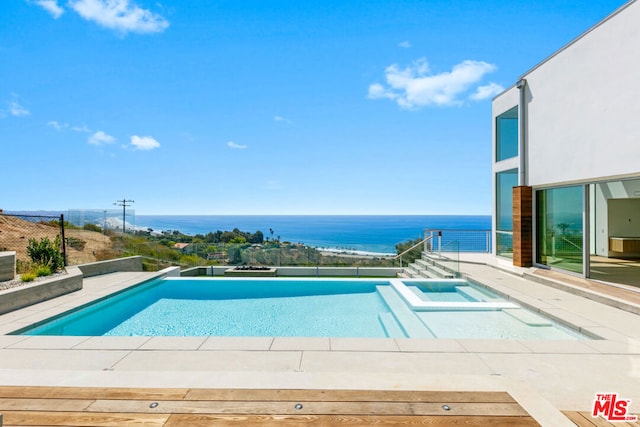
[
  {"left": 496, "top": 169, "right": 518, "bottom": 257},
  {"left": 536, "top": 186, "right": 584, "bottom": 274},
  {"left": 496, "top": 107, "right": 518, "bottom": 161}
]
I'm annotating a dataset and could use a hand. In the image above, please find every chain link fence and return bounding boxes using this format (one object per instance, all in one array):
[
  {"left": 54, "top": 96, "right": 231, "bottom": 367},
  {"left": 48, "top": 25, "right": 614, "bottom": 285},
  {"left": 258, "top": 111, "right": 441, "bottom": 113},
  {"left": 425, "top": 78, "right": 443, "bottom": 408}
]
[{"left": 0, "top": 213, "right": 67, "bottom": 272}]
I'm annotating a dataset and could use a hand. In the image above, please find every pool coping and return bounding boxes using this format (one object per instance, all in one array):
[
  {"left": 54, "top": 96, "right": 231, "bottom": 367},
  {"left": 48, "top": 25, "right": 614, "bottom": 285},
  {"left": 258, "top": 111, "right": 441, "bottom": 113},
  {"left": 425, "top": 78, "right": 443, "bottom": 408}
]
[{"left": 0, "top": 266, "right": 638, "bottom": 418}]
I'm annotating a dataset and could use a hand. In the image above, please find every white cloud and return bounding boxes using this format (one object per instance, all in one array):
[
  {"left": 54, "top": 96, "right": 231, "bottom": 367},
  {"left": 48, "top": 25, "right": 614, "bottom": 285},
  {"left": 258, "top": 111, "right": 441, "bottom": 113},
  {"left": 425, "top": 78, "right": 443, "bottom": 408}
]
[
  {"left": 68, "top": 0, "right": 169, "bottom": 34},
  {"left": 34, "top": 0, "right": 64, "bottom": 18},
  {"left": 368, "top": 57, "right": 499, "bottom": 108},
  {"left": 368, "top": 83, "right": 396, "bottom": 100},
  {"left": 47, "top": 120, "right": 67, "bottom": 130},
  {"left": 9, "top": 101, "right": 30, "bottom": 117},
  {"left": 274, "top": 115, "right": 292, "bottom": 124},
  {"left": 48, "top": 120, "right": 93, "bottom": 132},
  {"left": 399, "top": 40, "right": 411, "bottom": 48},
  {"left": 72, "top": 124, "right": 91, "bottom": 132},
  {"left": 88, "top": 130, "right": 116, "bottom": 145},
  {"left": 470, "top": 82, "right": 505, "bottom": 101},
  {"left": 227, "top": 141, "right": 247, "bottom": 149},
  {"left": 131, "top": 135, "right": 160, "bottom": 150}
]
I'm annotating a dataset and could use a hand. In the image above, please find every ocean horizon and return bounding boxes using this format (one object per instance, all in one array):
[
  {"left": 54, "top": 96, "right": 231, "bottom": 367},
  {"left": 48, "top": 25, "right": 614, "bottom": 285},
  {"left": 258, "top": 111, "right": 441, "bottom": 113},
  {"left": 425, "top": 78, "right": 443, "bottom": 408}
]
[{"left": 134, "top": 215, "right": 491, "bottom": 254}]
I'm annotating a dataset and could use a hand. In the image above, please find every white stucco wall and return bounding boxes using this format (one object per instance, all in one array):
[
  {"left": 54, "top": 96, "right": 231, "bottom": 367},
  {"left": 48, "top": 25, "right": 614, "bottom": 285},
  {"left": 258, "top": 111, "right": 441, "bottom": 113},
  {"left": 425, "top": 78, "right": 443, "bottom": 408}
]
[
  {"left": 493, "top": 1, "right": 640, "bottom": 189},
  {"left": 521, "top": 1, "right": 640, "bottom": 186}
]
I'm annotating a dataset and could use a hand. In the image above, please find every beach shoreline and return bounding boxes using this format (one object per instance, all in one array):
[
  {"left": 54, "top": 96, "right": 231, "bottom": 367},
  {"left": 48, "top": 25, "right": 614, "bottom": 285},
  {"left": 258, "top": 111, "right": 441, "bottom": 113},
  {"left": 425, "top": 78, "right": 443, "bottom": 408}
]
[{"left": 317, "top": 248, "right": 395, "bottom": 259}]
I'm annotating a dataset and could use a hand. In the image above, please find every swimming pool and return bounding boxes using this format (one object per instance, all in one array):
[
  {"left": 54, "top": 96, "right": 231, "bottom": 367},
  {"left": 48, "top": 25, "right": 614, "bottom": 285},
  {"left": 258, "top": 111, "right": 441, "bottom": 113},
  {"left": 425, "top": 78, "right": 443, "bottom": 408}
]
[{"left": 13, "top": 278, "right": 588, "bottom": 340}]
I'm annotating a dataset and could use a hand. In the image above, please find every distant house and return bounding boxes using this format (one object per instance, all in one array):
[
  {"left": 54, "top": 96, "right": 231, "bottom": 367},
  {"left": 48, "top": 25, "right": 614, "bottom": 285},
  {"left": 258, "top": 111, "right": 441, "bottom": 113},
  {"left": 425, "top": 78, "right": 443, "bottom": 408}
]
[
  {"left": 492, "top": 0, "right": 640, "bottom": 283},
  {"left": 173, "top": 243, "right": 190, "bottom": 252}
]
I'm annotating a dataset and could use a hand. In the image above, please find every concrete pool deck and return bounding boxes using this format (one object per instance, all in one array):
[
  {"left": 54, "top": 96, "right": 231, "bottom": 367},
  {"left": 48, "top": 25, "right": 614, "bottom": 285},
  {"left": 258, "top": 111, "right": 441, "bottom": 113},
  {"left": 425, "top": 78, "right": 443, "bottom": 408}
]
[{"left": 0, "top": 264, "right": 639, "bottom": 425}]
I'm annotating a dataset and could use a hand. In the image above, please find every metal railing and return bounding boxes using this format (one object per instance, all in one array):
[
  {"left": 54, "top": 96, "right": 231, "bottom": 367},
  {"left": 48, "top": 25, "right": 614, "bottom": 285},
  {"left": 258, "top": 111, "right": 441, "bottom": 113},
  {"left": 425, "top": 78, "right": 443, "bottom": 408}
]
[
  {"left": 393, "top": 235, "right": 434, "bottom": 267},
  {"left": 424, "top": 229, "right": 491, "bottom": 254}
]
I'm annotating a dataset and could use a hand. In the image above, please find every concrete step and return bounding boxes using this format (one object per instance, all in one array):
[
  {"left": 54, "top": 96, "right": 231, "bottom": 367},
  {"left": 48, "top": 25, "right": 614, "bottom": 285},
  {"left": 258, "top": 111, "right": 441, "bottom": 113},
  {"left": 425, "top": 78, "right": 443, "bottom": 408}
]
[
  {"left": 378, "top": 312, "right": 405, "bottom": 337},
  {"left": 418, "top": 255, "right": 458, "bottom": 278},
  {"left": 376, "top": 286, "right": 434, "bottom": 338},
  {"left": 418, "top": 255, "right": 436, "bottom": 266},
  {"left": 404, "top": 265, "right": 427, "bottom": 278},
  {"left": 414, "top": 259, "right": 432, "bottom": 268},
  {"left": 412, "top": 262, "right": 455, "bottom": 279},
  {"left": 406, "top": 264, "right": 437, "bottom": 279}
]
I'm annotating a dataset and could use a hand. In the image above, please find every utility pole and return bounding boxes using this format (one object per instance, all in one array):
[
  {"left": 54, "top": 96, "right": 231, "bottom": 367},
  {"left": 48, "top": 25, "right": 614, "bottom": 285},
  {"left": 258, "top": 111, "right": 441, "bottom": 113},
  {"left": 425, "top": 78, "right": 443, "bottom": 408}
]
[{"left": 113, "top": 198, "right": 134, "bottom": 233}]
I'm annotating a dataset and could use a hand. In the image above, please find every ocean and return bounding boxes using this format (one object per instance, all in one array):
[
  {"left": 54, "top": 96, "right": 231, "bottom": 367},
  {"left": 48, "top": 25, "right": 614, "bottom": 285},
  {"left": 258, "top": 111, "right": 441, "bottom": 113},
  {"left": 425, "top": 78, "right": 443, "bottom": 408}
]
[{"left": 135, "top": 215, "right": 491, "bottom": 255}]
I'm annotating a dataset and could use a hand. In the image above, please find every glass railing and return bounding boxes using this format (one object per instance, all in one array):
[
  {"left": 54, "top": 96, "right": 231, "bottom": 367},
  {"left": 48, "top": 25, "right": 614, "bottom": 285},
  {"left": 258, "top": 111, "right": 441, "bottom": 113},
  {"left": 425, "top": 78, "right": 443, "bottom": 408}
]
[
  {"left": 496, "top": 231, "right": 513, "bottom": 258},
  {"left": 439, "top": 240, "right": 460, "bottom": 277},
  {"left": 107, "top": 229, "right": 493, "bottom": 272}
]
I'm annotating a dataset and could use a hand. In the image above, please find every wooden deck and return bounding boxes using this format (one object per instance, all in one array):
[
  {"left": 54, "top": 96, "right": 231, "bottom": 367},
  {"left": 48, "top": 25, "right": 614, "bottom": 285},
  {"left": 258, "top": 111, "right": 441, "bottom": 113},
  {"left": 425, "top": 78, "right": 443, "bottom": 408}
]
[
  {"left": 533, "top": 267, "right": 640, "bottom": 307},
  {"left": 0, "top": 386, "right": 541, "bottom": 426},
  {"left": 564, "top": 411, "right": 640, "bottom": 427}
]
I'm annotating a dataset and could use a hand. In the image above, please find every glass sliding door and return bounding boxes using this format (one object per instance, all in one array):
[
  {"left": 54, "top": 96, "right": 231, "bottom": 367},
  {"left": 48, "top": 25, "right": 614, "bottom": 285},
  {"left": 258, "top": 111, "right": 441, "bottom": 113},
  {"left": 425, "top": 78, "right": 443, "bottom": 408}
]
[
  {"left": 496, "top": 169, "right": 518, "bottom": 258},
  {"left": 536, "top": 186, "right": 584, "bottom": 274}
]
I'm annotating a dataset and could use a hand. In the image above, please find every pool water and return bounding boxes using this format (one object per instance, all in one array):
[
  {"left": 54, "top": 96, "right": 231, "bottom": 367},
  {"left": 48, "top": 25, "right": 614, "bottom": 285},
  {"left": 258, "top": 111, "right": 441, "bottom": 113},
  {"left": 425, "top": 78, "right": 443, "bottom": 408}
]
[
  {"left": 14, "top": 278, "right": 588, "bottom": 340},
  {"left": 403, "top": 280, "right": 499, "bottom": 303}
]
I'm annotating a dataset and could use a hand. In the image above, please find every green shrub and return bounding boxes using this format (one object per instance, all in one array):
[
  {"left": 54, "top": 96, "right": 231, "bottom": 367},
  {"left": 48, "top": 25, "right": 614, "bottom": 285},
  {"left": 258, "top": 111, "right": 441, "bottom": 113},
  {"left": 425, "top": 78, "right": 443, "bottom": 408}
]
[
  {"left": 26, "top": 236, "right": 64, "bottom": 271},
  {"left": 21, "top": 272, "right": 37, "bottom": 282},
  {"left": 395, "top": 237, "right": 424, "bottom": 265},
  {"left": 35, "top": 264, "right": 52, "bottom": 277},
  {"left": 179, "top": 254, "right": 201, "bottom": 266},
  {"left": 83, "top": 223, "right": 102, "bottom": 233}
]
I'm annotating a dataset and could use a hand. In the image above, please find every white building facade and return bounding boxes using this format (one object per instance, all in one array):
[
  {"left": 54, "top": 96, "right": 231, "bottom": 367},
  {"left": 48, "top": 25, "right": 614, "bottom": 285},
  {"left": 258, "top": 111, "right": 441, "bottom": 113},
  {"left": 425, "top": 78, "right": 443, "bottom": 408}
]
[{"left": 492, "top": 0, "right": 640, "bottom": 281}]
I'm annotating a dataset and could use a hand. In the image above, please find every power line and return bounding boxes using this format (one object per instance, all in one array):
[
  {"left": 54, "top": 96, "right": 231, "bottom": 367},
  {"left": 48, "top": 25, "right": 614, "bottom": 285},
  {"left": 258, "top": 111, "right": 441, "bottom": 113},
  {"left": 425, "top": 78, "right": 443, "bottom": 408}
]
[{"left": 113, "top": 198, "right": 134, "bottom": 233}]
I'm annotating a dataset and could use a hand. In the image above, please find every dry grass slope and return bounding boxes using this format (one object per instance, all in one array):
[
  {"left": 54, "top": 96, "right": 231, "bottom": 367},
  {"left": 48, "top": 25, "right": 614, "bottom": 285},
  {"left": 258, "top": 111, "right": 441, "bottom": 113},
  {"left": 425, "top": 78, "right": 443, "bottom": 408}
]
[{"left": 0, "top": 215, "right": 112, "bottom": 265}]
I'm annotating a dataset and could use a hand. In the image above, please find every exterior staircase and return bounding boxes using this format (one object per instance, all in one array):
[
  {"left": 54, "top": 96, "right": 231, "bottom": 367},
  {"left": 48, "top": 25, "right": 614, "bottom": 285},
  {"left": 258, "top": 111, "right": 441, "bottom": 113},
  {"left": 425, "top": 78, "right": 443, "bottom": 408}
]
[{"left": 399, "top": 252, "right": 458, "bottom": 279}]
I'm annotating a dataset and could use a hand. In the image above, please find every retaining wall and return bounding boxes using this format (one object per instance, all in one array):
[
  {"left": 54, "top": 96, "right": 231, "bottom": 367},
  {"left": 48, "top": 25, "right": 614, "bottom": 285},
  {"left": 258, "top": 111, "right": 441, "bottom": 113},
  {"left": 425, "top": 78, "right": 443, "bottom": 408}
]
[
  {"left": 0, "top": 266, "right": 83, "bottom": 315},
  {"left": 0, "top": 251, "right": 16, "bottom": 281},
  {"left": 75, "top": 256, "right": 143, "bottom": 277}
]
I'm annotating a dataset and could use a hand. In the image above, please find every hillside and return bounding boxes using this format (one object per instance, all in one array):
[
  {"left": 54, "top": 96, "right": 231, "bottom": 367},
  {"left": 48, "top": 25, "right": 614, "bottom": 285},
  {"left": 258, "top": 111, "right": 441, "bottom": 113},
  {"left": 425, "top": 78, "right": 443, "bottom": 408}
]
[{"left": 0, "top": 215, "right": 112, "bottom": 265}]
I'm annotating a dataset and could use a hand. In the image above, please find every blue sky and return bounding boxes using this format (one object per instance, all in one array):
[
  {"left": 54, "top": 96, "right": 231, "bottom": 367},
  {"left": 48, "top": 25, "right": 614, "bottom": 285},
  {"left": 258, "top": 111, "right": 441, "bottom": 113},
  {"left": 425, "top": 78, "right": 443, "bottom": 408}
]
[{"left": 1, "top": 0, "right": 627, "bottom": 215}]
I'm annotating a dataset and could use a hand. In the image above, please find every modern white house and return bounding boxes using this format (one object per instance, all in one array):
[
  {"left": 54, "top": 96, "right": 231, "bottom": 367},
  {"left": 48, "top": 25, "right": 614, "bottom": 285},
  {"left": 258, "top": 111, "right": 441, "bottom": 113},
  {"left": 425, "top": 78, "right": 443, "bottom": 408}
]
[{"left": 492, "top": 0, "right": 640, "bottom": 285}]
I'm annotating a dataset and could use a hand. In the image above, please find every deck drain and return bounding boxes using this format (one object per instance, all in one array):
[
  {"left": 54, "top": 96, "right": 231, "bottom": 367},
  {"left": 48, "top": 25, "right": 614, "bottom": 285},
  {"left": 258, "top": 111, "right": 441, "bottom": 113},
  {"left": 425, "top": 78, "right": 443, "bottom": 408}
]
[
  {"left": 441, "top": 405, "right": 451, "bottom": 411},
  {"left": 149, "top": 402, "right": 159, "bottom": 409},
  {"left": 295, "top": 403, "right": 303, "bottom": 410}
]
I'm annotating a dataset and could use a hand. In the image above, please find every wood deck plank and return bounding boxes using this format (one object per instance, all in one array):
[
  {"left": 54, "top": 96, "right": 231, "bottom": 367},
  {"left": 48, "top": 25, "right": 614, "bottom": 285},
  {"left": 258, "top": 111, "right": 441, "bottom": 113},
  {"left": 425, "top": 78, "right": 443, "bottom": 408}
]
[
  {"left": 0, "top": 386, "right": 542, "bottom": 426},
  {"left": 0, "top": 397, "right": 93, "bottom": 411},
  {"left": 563, "top": 411, "right": 640, "bottom": 427},
  {"left": 534, "top": 268, "right": 640, "bottom": 305},
  {"left": 0, "top": 410, "right": 169, "bottom": 427},
  {"left": 184, "top": 388, "right": 516, "bottom": 403},
  {"left": 164, "top": 413, "right": 540, "bottom": 426},
  {"left": 563, "top": 410, "right": 597, "bottom": 426},
  {"left": 84, "top": 399, "right": 528, "bottom": 416},
  {"left": 0, "top": 386, "right": 190, "bottom": 400}
]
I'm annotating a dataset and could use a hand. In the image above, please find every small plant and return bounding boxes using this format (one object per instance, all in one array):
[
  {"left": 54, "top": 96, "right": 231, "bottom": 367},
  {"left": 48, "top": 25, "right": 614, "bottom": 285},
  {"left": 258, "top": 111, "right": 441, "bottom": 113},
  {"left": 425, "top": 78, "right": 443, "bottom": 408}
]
[
  {"left": 35, "top": 264, "right": 52, "bottom": 277},
  {"left": 67, "top": 237, "right": 86, "bottom": 250},
  {"left": 26, "top": 236, "right": 64, "bottom": 271},
  {"left": 21, "top": 272, "right": 37, "bottom": 282},
  {"left": 16, "top": 259, "right": 34, "bottom": 274}
]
